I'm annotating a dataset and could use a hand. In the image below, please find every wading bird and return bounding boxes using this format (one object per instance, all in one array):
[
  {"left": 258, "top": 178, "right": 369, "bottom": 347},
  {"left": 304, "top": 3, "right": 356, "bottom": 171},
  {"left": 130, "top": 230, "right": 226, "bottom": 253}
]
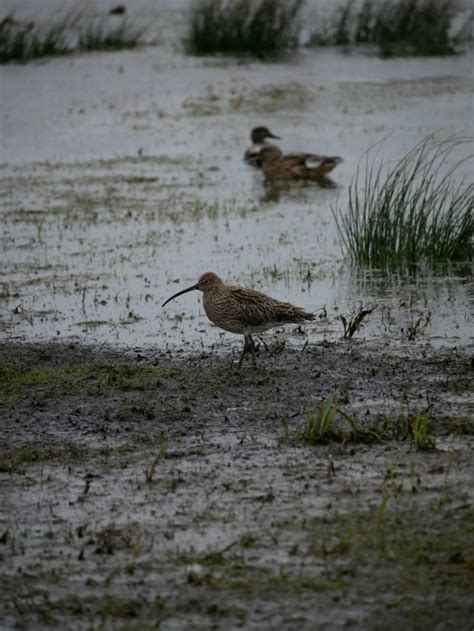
[{"left": 162, "top": 272, "right": 315, "bottom": 369}]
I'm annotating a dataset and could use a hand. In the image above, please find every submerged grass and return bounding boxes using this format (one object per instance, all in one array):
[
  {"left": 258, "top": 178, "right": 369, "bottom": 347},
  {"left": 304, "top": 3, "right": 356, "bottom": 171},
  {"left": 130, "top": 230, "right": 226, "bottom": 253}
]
[
  {"left": 309, "top": 0, "right": 466, "bottom": 56},
  {"left": 183, "top": 0, "right": 304, "bottom": 57},
  {"left": 309, "top": 495, "right": 473, "bottom": 588},
  {"left": 0, "top": 441, "right": 89, "bottom": 473},
  {"left": 334, "top": 136, "right": 473, "bottom": 269},
  {"left": 0, "top": 361, "right": 171, "bottom": 402}
]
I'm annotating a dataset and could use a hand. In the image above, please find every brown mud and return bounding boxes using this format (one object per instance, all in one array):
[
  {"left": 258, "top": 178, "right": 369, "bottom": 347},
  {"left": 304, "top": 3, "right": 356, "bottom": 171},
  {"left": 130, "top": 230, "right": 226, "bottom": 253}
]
[{"left": 1, "top": 339, "right": 473, "bottom": 630}]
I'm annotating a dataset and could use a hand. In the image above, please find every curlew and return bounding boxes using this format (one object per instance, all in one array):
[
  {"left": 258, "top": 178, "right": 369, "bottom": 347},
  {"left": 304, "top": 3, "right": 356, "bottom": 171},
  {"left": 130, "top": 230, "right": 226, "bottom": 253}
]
[
  {"left": 162, "top": 272, "right": 315, "bottom": 369},
  {"left": 250, "top": 144, "right": 343, "bottom": 182},
  {"left": 244, "top": 126, "right": 281, "bottom": 169}
]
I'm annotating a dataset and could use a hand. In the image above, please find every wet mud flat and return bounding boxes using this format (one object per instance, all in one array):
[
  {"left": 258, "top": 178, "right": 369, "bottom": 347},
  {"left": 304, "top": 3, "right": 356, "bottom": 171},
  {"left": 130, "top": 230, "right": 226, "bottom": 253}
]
[{"left": 0, "top": 339, "right": 473, "bottom": 630}]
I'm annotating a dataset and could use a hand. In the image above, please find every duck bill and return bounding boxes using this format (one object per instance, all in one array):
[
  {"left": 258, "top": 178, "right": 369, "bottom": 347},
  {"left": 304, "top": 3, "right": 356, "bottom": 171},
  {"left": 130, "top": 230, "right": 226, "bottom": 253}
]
[
  {"left": 268, "top": 133, "right": 280, "bottom": 140},
  {"left": 162, "top": 284, "right": 198, "bottom": 307}
]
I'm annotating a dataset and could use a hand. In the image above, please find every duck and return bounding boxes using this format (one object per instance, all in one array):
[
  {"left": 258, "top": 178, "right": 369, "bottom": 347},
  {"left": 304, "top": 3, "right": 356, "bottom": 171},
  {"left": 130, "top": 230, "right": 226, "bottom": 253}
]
[
  {"left": 244, "top": 126, "right": 281, "bottom": 168},
  {"left": 249, "top": 144, "right": 343, "bottom": 182}
]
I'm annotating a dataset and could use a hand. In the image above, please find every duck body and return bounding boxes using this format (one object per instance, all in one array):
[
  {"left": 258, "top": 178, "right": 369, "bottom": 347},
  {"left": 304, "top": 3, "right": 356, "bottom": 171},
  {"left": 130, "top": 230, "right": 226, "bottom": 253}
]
[{"left": 252, "top": 145, "right": 343, "bottom": 182}]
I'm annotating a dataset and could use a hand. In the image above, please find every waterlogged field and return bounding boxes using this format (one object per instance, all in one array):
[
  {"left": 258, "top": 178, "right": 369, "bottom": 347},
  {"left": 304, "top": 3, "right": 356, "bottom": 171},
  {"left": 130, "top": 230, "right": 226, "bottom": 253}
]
[
  {"left": 0, "top": 1, "right": 473, "bottom": 629},
  {"left": 1, "top": 46, "right": 472, "bottom": 349}
]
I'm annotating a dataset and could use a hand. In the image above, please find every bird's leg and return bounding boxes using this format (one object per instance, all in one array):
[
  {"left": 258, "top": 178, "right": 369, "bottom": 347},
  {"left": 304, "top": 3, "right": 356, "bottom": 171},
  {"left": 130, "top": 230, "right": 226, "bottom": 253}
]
[
  {"left": 237, "top": 335, "right": 250, "bottom": 370},
  {"left": 248, "top": 334, "right": 257, "bottom": 368},
  {"left": 258, "top": 336, "right": 269, "bottom": 351}
]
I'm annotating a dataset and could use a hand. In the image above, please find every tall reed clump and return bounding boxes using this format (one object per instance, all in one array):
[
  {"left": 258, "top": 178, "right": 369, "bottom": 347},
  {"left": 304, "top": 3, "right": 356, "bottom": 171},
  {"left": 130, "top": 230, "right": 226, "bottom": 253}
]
[
  {"left": 375, "top": 0, "right": 458, "bottom": 57},
  {"left": 0, "top": 13, "right": 145, "bottom": 63},
  {"left": 0, "top": 15, "right": 71, "bottom": 62},
  {"left": 334, "top": 137, "right": 473, "bottom": 269},
  {"left": 183, "top": 0, "right": 304, "bottom": 57},
  {"left": 309, "top": 0, "right": 466, "bottom": 56}
]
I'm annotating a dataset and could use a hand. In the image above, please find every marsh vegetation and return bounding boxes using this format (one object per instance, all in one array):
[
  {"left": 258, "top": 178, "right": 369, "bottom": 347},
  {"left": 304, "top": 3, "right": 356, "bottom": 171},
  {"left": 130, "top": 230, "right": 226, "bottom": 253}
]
[
  {"left": 334, "top": 136, "right": 473, "bottom": 269},
  {"left": 309, "top": 0, "right": 469, "bottom": 56},
  {"left": 0, "top": 12, "right": 144, "bottom": 62},
  {"left": 183, "top": 0, "right": 304, "bottom": 56}
]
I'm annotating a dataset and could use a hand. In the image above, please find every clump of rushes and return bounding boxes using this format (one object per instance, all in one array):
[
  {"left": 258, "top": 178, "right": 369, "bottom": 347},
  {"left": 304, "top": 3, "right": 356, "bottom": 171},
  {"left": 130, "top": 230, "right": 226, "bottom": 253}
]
[
  {"left": 0, "top": 14, "right": 71, "bottom": 62},
  {"left": 375, "top": 0, "right": 458, "bottom": 57},
  {"left": 334, "top": 136, "right": 473, "bottom": 269},
  {"left": 183, "top": 0, "right": 304, "bottom": 57},
  {"left": 0, "top": 12, "right": 145, "bottom": 63},
  {"left": 303, "top": 391, "right": 357, "bottom": 443},
  {"left": 309, "top": 0, "right": 466, "bottom": 56}
]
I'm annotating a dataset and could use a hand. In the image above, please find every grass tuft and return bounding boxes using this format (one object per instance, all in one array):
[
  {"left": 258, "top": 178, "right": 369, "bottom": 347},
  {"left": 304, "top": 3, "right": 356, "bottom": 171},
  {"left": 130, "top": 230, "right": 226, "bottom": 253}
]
[
  {"left": 334, "top": 136, "right": 473, "bottom": 269},
  {"left": 183, "top": 0, "right": 304, "bottom": 57},
  {"left": 309, "top": 0, "right": 468, "bottom": 56},
  {"left": 303, "top": 391, "right": 358, "bottom": 444},
  {"left": 302, "top": 397, "right": 439, "bottom": 448},
  {"left": 409, "top": 406, "right": 435, "bottom": 450},
  {"left": 374, "top": 406, "right": 437, "bottom": 449}
]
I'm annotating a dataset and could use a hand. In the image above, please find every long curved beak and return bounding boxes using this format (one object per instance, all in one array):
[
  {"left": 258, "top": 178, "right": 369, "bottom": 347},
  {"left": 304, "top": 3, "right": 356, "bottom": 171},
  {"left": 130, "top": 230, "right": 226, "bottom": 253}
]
[{"left": 162, "top": 284, "right": 198, "bottom": 307}]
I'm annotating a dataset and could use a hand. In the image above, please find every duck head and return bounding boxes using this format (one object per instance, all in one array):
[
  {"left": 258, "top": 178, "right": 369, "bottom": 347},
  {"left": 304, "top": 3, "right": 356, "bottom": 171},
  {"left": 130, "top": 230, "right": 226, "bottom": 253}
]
[{"left": 251, "top": 126, "right": 280, "bottom": 143}]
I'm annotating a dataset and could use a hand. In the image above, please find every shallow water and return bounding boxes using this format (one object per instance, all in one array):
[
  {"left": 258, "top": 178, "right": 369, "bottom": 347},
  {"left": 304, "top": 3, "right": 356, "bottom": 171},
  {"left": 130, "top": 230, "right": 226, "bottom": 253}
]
[{"left": 1, "top": 2, "right": 473, "bottom": 351}]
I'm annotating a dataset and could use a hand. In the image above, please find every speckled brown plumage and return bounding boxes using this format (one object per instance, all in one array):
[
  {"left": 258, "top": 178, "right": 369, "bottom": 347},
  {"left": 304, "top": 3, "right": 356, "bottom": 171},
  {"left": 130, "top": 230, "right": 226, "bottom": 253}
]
[
  {"left": 162, "top": 272, "right": 314, "bottom": 369},
  {"left": 251, "top": 145, "right": 343, "bottom": 181}
]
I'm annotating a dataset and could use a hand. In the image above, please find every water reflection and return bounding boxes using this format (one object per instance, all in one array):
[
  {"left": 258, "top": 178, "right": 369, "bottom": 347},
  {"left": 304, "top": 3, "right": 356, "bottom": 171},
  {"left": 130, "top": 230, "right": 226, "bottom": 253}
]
[
  {"left": 341, "top": 265, "right": 473, "bottom": 344},
  {"left": 262, "top": 175, "right": 338, "bottom": 202},
  {"left": 350, "top": 262, "right": 473, "bottom": 294}
]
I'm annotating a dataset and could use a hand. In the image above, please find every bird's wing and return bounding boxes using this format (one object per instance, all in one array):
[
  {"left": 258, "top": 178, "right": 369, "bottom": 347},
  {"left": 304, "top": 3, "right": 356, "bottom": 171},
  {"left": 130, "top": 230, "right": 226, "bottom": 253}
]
[
  {"left": 284, "top": 152, "right": 343, "bottom": 168},
  {"left": 228, "top": 287, "right": 312, "bottom": 326},
  {"left": 283, "top": 152, "right": 318, "bottom": 166},
  {"left": 307, "top": 155, "right": 343, "bottom": 168}
]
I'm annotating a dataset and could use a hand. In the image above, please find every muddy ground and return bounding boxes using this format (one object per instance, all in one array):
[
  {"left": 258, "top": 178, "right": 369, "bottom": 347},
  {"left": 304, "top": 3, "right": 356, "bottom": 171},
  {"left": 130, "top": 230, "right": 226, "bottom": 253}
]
[{"left": 1, "top": 338, "right": 473, "bottom": 630}]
